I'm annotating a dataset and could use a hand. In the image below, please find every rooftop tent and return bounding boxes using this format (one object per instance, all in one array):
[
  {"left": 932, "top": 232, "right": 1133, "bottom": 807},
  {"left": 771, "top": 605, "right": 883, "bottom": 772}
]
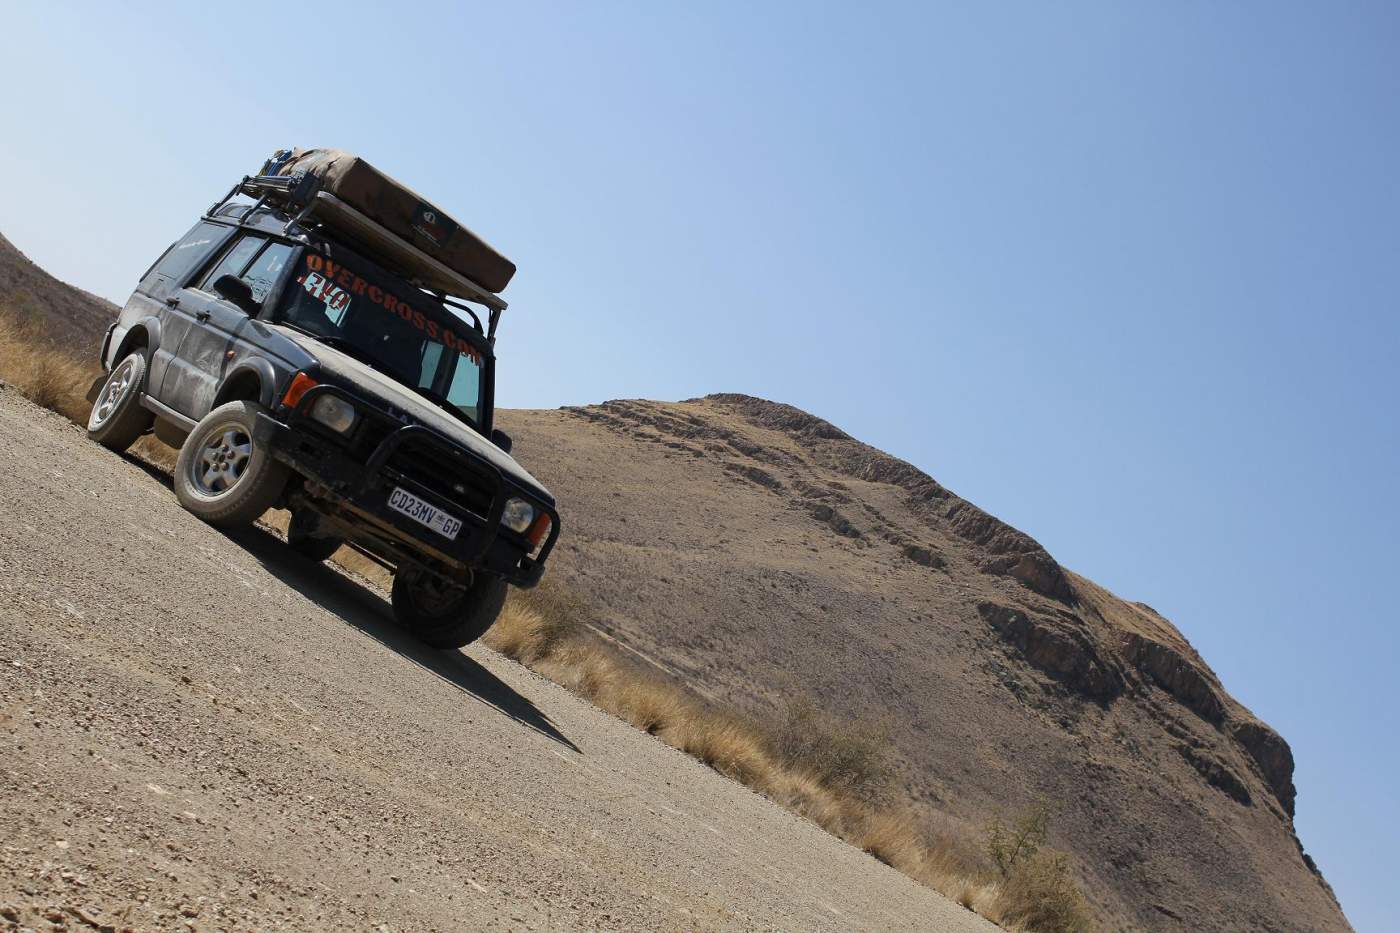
[{"left": 266, "top": 148, "right": 516, "bottom": 298}]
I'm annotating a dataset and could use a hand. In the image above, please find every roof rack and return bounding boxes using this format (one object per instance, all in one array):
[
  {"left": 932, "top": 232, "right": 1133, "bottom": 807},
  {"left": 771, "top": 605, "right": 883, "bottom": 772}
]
[{"left": 207, "top": 174, "right": 507, "bottom": 340}]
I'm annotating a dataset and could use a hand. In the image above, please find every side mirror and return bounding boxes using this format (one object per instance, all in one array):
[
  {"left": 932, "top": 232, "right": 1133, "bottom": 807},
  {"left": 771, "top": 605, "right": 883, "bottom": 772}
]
[
  {"left": 212, "top": 274, "right": 259, "bottom": 314},
  {"left": 491, "top": 429, "right": 513, "bottom": 453}
]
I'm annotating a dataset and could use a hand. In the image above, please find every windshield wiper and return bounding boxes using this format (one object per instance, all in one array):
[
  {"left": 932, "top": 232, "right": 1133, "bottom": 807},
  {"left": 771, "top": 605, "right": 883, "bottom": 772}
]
[{"left": 411, "top": 385, "right": 475, "bottom": 427}]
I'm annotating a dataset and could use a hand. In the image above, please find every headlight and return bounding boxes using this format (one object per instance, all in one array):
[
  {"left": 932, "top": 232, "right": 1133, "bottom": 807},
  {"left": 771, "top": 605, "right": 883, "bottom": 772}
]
[
  {"left": 309, "top": 394, "right": 357, "bottom": 433},
  {"left": 500, "top": 497, "right": 535, "bottom": 533}
]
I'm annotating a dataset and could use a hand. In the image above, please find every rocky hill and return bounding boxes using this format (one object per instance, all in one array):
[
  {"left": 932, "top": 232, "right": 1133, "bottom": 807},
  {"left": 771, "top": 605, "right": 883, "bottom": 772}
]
[
  {"left": 500, "top": 396, "right": 1348, "bottom": 932},
  {"left": 0, "top": 232, "right": 117, "bottom": 350}
]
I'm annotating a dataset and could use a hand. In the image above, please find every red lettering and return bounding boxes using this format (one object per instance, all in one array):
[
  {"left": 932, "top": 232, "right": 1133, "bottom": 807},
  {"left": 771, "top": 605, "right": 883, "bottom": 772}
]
[
  {"left": 398, "top": 305, "right": 413, "bottom": 323},
  {"left": 351, "top": 275, "right": 367, "bottom": 296},
  {"left": 322, "top": 260, "right": 339, "bottom": 281},
  {"left": 306, "top": 254, "right": 323, "bottom": 272},
  {"left": 412, "top": 311, "right": 425, "bottom": 331},
  {"left": 425, "top": 320, "right": 439, "bottom": 339},
  {"left": 368, "top": 285, "right": 382, "bottom": 304}
]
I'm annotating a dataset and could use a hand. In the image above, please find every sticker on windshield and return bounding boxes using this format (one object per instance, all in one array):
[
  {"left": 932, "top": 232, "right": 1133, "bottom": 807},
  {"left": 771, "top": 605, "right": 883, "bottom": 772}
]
[{"left": 299, "top": 271, "right": 351, "bottom": 323}]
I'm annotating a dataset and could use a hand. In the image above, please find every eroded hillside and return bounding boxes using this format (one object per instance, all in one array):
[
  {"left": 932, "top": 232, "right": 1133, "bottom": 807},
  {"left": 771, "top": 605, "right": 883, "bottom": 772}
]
[
  {"left": 501, "top": 395, "right": 1347, "bottom": 932},
  {"left": 0, "top": 233, "right": 116, "bottom": 349}
]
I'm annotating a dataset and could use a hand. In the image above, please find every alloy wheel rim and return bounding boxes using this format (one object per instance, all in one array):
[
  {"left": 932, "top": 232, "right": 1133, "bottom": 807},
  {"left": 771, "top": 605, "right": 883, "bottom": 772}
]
[
  {"left": 190, "top": 423, "right": 253, "bottom": 495},
  {"left": 91, "top": 358, "right": 136, "bottom": 427}
]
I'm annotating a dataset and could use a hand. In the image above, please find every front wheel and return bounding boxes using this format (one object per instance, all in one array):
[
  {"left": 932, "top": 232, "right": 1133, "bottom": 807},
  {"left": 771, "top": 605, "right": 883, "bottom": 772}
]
[
  {"left": 87, "top": 351, "right": 153, "bottom": 451},
  {"left": 174, "top": 400, "right": 289, "bottom": 528},
  {"left": 390, "top": 568, "right": 508, "bottom": 649}
]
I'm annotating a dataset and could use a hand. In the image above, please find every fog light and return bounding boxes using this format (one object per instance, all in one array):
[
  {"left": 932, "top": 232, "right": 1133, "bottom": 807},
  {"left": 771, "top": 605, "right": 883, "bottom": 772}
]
[
  {"left": 310, "top": 394, "right": 357, "bottom": 433},
  {"left": 500, "top": 497, "right": 535, "bottom": 533}
]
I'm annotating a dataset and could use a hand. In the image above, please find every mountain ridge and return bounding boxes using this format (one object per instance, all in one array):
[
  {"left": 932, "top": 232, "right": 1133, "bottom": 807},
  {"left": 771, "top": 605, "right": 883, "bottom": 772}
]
[{"left": 500, "top": 393, "right": 1347, "bottom": 931}]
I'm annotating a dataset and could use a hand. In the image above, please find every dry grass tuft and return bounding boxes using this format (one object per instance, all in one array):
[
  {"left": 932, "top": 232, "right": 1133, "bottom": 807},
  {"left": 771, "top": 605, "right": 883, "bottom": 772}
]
[
  {"left": 770, "top": 695, "right": 892, "bottom": 802},
  {"left": 0, "top": 305, "right": 177, "bottom": 476},
  {"left": 761, "top": 767, "right": 855, "bottom": 835},
  {"left": 0, "top": 315, "right": 1095, "bottom": 932},
  {"left": 666, "top": 715, "right": 774, "bottom": 785},
  {"left": 0, "top": 308, "right": 100, "bottom": 423},
  {"left": 856, "top": 811, "right": 928, "bottom": 869},
  {"left": 990, "top": 851, "right": 1094, "bottom": 933},
  {"left": 612, "top": 679, "right": 691, "bottom": 735},
  {"left": 485, "top": 582, "right": 587, "bottom": 666}
]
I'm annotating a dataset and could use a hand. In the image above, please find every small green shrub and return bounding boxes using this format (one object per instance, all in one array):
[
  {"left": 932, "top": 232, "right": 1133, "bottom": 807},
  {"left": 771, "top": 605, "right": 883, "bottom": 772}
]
[
  {"left": 988, "top": 798, "right": 1051, "bottom": 877},
  {"left": 987, "top": 801, "right": 1093, "bottom": 932}
]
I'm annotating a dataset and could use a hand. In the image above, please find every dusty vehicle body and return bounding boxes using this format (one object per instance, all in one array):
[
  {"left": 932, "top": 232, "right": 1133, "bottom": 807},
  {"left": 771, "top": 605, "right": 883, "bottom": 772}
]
[{"left": 87, "top": 150, "right": 558, "bottom": 647}]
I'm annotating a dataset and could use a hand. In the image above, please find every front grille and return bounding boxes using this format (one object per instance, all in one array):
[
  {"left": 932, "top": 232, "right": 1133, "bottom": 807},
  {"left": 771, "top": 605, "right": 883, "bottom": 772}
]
[
  {"left": 382, "top": 435, "right": 497, "bottom": 520},
  {"left": 352, "top": 415, "right": 397, "bottom": 460}
]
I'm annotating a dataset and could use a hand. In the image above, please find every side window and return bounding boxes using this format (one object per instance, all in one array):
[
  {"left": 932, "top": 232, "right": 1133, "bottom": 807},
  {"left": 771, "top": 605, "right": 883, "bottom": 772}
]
[
  {"left": 241, "top": 242, "right": 294, "bottom": 304},
  {"left": 199, "top": 235, "right": 265, "bottom": 292},
  {"left": 141, "top": 222, "right": 230, "bottom": 291}
]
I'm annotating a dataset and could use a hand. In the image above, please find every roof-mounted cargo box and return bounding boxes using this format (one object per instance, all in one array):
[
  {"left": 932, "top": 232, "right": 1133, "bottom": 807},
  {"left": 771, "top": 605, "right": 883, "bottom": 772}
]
[{"left": 266, "top": 148, "right": 516, "bottom": 295}]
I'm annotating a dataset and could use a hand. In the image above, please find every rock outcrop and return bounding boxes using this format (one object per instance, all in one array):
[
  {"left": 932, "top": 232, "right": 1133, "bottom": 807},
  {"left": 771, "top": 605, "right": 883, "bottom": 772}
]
[{"left": 505, "top": 394, "right": 1347, "bottom": 932}]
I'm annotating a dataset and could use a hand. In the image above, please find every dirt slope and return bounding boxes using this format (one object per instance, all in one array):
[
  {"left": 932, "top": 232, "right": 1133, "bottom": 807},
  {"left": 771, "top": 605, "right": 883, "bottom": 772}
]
[
  {"left": 0, "top": 388, "right": 995, "bottom": 933},
  {"left": 500, "top": 397, "right": 1349, "bottom": 933},
  {"left": 0, "top": 233, "right": 118, "bottom": 351}
]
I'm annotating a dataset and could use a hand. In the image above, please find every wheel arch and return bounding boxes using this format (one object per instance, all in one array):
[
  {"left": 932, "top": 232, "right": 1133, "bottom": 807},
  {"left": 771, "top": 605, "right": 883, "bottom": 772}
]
[
  {"left": 213, "top": 358, "right": 277, "bottom": 409},
  {"left": 113, "top": 317, "right": 160, "bottom": 367}
]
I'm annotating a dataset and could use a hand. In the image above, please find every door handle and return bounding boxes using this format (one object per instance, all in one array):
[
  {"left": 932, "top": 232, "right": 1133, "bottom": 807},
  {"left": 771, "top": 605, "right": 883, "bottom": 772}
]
[
  {"left": 165, "top": 296, "right": 180, "bottom": 308},
  {"left": 195, "top": 310, "right": 211, "bottom": 322}
]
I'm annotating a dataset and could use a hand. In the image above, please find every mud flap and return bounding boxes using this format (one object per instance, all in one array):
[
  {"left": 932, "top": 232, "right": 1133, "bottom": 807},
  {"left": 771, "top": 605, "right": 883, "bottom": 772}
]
[{"left": 84, "top": 373, "right": 108, "bottom": 404}]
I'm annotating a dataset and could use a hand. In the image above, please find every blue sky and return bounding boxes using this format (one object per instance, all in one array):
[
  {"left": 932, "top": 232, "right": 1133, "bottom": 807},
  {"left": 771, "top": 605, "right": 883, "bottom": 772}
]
[{"left": 2, "top": 2, "right": 1395, "bottom": 927}]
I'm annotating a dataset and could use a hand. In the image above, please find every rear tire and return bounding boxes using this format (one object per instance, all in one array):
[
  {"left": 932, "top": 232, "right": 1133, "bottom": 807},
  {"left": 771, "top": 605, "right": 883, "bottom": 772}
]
[
  {"left": 86, "top": 351, "right": 153, "bottom": 452},
  {"left": 174, "top": 400, "right": 289, "bottom": 528},
  {"left": 391, "top": 568, "right": 507, "bottom": 649}
]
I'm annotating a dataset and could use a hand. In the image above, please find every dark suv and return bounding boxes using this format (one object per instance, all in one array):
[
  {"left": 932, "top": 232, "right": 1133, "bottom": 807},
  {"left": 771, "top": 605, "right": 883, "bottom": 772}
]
[{"left": 86, "top": 153, "right": 558, "bottom": 648}]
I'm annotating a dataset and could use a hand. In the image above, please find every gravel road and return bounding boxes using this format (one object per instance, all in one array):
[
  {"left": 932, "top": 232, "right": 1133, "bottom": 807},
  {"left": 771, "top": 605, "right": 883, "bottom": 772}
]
[{"left": 0, "top": 388, "right": 994, "bottom": 933}]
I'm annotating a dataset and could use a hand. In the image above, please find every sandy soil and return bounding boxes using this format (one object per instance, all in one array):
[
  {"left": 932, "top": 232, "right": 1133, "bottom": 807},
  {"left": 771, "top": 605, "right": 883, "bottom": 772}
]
[{"left": 0, "top": 387, "right": 995, "bottom": 933}]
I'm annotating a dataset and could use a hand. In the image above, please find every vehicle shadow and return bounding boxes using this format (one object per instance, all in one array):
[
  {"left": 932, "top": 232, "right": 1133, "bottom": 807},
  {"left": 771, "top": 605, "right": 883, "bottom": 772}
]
[
  {"left": 227, "top": 525, "right": 582, "bottom": 754},
  {"left": 118, "top": 452, "right": 580, "bottom": 753}
]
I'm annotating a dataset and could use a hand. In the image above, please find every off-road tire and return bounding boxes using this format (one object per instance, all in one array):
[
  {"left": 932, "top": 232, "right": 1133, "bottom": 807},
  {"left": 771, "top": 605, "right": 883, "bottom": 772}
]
[
  {"left": 174, "top": 401, "right": 289, "bottom": 528},
  {"left": 86, "top": 351, "right": 153, "bottom": 452},
  {"left": 286, "top": 510, "right": 344, "bottom": 562},
  {"left": 391, "top": 568, "right": 508, "bottom": 649}
]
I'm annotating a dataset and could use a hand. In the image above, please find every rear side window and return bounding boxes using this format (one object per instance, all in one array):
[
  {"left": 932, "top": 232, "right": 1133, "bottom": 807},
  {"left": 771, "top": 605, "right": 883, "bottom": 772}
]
[
  {"left": 243, "top": 242, "right": 294, "bottom": 303},
  {"left": 200, "top": 235, "right": 265, "bottom": 292},
  {"left": 141, "top": 222, "right": 229, "bottom": 292},
  {"left": 196, "top": 235, "right": 295, "bottom": 306}
]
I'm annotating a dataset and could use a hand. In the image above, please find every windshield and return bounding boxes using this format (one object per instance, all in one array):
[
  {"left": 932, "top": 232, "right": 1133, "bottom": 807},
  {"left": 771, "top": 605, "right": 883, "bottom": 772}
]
[{"left": 277, "top": 251, "right": 486, "bottom": 425}]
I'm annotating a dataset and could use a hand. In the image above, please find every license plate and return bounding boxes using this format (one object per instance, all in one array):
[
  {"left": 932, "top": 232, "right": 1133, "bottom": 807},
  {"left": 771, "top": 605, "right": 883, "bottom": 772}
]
[{"left": 387, "top": 486, "right": 463, "bottom": 541}]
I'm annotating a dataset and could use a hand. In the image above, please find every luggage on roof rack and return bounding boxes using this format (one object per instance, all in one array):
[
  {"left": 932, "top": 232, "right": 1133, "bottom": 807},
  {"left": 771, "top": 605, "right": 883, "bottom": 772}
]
[{"left": 260, "top": 148, "right": 517, "bottom": 296}]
